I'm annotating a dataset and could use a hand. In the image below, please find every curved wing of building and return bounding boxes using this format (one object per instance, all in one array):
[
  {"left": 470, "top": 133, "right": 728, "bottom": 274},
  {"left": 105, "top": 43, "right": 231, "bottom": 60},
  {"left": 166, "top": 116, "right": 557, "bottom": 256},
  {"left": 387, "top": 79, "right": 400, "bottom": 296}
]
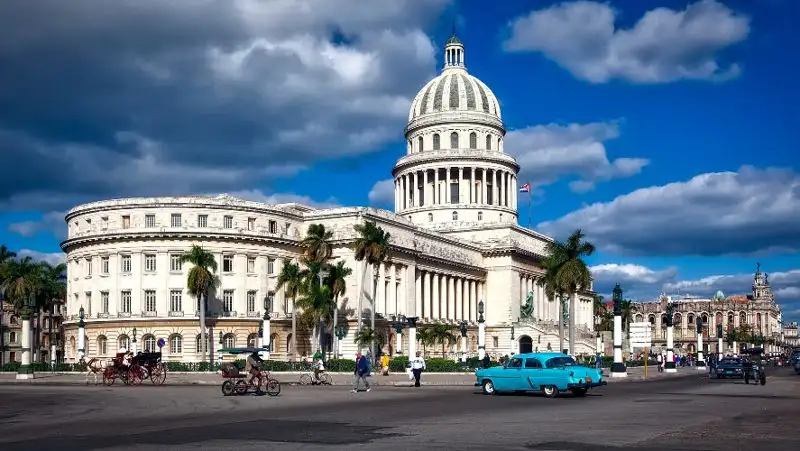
[{"left": 60, "top": 33, "right": 598, "bottom": 364}]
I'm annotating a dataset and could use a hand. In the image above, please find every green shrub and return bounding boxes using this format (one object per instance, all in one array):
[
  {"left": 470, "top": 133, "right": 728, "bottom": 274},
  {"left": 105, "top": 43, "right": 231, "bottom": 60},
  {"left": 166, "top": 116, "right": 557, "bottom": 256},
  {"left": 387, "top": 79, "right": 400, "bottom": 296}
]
[{"left": 389, "top": 356, "right": 408, "bottom": 372}]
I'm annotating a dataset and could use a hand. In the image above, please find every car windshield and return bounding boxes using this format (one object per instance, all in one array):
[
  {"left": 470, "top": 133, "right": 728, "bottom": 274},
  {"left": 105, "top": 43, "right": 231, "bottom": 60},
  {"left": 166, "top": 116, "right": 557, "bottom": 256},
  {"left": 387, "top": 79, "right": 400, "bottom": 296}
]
[
  {"left": 546, "top": 356, "right": 577, "bottom": 368},
  {"left": 720, "top": 358, "right": 741, "bottom": 365}
]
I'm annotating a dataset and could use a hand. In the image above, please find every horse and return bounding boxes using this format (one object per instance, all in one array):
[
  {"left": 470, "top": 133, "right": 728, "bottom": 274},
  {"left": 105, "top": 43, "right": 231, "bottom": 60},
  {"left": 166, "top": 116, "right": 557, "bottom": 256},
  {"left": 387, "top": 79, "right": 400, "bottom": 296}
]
[{"left": 82, "top": 357, "right": 113, "bottom": 385}]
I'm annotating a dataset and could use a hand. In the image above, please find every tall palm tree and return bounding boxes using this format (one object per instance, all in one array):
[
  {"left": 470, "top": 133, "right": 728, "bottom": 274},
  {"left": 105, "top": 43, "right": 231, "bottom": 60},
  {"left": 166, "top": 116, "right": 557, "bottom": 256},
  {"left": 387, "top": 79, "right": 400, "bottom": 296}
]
[
  {"left": 426, "top": 324, "right": 459, "bottom": 358},
  {"left": 276, "top": 258, "right": 303, "bottom": 361},
  {"left": 325, "top": 259, "right": 352, "bottom": 354},
  {"left": 2, "top": 256, "right": 42, "bottom": 373},
  {"left": 546, "top": 229, "right": 595, "bottom": 356},
  {"left": 295, "top": 271, "right": 334, "bottom": 356},
  {"left": 0, "top": 245, "right": 17, "bottom": 367},
  {"left": 415, "top": 327, "right": 435, "bottom": 356},
  {"left": 35, "top": 262, "right": 67, "bottom": 364},
  {"left": 537, "top": 256, "right": 567, "bottom": 353},
  {"left": 353, "top": 327, "right": 385, "bottom": 358},
  {"left": 301, "top": 224, "right": 334, "bottom": 263},
  {"left": 180, "top": 245, "right": 218, "bottom": 366},
  {"left": 352, "top": 220, "right": 391, "bottom": 356}
]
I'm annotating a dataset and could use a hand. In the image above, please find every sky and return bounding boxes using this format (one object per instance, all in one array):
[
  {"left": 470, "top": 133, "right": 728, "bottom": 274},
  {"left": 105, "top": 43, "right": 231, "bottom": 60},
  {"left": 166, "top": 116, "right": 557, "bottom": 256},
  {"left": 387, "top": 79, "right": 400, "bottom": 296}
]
[{"left": 0, "top": 0, "right": 798, "bottom": 320}]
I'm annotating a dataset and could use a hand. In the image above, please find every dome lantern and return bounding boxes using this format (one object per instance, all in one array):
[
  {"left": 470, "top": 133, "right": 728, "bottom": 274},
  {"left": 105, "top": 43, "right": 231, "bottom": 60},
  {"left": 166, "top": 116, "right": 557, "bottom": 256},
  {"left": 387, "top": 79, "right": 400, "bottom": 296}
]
[{"left": 443, "top": 29, "right": 465, "bottom": 71}]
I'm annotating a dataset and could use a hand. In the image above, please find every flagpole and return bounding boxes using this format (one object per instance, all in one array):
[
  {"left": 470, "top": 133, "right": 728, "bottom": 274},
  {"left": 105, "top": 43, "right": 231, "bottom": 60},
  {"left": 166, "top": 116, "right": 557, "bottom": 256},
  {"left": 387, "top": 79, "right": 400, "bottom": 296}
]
[{"left": 528, "top": 188, "right": 532, "bottom": 229}]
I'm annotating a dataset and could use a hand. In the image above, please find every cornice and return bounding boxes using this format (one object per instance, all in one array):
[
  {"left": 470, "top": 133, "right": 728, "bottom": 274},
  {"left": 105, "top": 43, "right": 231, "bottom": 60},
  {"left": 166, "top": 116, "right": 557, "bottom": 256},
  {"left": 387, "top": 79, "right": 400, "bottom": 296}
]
[
  {"left": 61, "top": 230, "right": 301, "bottom": 253},
  {"left": 399, "top": 204, "right": 517, "bottom": 218},
  {"left": 392, "top": 150, "right": 519, "bottom": 176},
  {"left": 405, "top": 111, "right": 505, "bottom": 137}
]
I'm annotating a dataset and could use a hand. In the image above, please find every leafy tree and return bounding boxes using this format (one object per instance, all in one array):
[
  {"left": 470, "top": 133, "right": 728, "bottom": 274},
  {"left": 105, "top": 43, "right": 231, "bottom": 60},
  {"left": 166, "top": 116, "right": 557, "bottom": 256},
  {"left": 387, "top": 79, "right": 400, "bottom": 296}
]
[
  {"left": 352, "top": 220, "right": 390, "bottom": 355},
  {"left": 180, "top": 245, "right": 218, "bottom": 364},
  {"left": 276, "top": 258, "right": 303, "bottom": 360},
  {"left": 353, "top": 327, "right": 385, "bottom": 357},
  {"left": 425, "top": 324, "right": 459, "bottom": 358},
  {"left": 301, "top": 224, "right": 334, "bottom": 263}
]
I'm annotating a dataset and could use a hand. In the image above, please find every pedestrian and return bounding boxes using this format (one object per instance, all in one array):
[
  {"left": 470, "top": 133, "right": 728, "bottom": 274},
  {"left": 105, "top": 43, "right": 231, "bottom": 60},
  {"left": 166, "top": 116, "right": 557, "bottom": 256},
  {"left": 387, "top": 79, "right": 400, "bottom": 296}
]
[
  {"left": 482, "top": 354, "right": 490, "bottom": 368},
  {"left": 381, "top": 353, "right": 390, "bottom": 376},
  {"left": 351, "top": 352, "right": 371, "bottom": 393},
  {"left": 657, "top": 353, "right": 663, "bottom": 372},
  {"left": 410, "top": 351, "right": 426, "bottom": 387}
]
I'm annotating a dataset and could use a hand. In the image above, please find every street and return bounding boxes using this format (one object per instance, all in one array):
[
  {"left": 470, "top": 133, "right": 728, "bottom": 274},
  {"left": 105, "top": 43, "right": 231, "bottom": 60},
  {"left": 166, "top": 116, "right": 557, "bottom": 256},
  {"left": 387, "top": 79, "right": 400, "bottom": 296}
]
[{"left": 0, "top": 369, "right": 798, "bottom": 451}]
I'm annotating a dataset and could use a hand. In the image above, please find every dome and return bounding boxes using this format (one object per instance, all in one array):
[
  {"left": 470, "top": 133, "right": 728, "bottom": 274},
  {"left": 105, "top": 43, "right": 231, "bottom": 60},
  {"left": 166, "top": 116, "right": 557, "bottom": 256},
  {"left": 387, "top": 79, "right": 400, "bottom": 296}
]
[{"left": 407, "top": 33, "right": 501, "bottom": 122}]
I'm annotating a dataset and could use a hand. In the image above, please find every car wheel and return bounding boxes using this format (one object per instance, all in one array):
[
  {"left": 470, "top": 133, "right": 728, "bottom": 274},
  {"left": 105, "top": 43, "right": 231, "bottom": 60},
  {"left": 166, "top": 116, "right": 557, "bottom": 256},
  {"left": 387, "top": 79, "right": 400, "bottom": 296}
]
[
  {"left": 542, "top": 385, "right": 558, "bottom": 398},
  {"left": 481, "top": 380, "right": 496, "bottom": 395},
  {"left": 570, "top": 388, "right": 587, "bottom": 397}
]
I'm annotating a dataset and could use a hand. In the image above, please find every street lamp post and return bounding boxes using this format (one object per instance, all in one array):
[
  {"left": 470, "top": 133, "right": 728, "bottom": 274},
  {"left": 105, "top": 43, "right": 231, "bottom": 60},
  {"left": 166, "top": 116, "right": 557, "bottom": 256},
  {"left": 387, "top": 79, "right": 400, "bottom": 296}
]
[
  {"left": 696, "top": 318, "right": 706, "bottom": 370},
  {"left": 335, "top": 324, "right": 347, "bottom": 358},
  {"left": 459, "top": 320, "right": 468, "bottom": 362},
  {"left": 77, "top": 306, "right": 86, "bottom": 362},
  {"left": 391, "top": 315, "right": 406, "bottom": 356},
  {"left": 716, "top": 324, "right": 724, "bottom": 360},
  {"left": 509, "top": 325, "right": 516, "bottom": 357},
  {"left": 596, "top": 332, "right": 603, "bottom": 369},
  {"left": 664, "top": 302, "right": 677, "bottom": 373},
  {"left": 477, "top": 301, "right": 486, "bottom": 361},
  {"left": 218, "top": 331, "right": 223, "bottom": 367},
  {"left": 262, "top": 294, "right": 272, "bottom": 359},
  {"left": 406, "top": 316, "right": 419, "bottom": 359},
  {"left": 16, "top": 295, "right": 36, "bottom": 380},
  {"left": 319, "top": 268, "right": 330, "bottom": 360},
  {"left": 611, "top": 284, "right": 627, "bottom": 378},
  {"left": 131, "top": 326, "right": 137, "bottom": 354}
]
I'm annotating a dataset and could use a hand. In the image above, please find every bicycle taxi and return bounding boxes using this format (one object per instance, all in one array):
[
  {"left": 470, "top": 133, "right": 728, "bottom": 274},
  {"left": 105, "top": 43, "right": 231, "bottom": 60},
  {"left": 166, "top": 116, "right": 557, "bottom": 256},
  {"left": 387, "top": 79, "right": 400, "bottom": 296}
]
[
  {"left": 218, "top": 347, "right": 281, "bottom": 396},
  {"left": 741, "top": 347, "right": 767, "bottom": 385}
]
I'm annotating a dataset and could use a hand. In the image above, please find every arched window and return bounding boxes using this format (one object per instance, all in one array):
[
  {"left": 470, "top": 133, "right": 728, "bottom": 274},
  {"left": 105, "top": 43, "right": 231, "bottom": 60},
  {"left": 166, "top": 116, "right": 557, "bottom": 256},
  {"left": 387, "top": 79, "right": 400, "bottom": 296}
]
[
  {"left": 701, "top": 313, "right": 708, "bottom": 325},
  {"left": 168, "top": 334, "right": 182, "bottom": 354},
  {"left": 739, "top": 311, "right": 747, "bottom": 324},
  {"left": 687, "top": 313, "right": 695, "bottom": 325},
  {"left": 477, "top": 211, "right": 483, "bottom": 221},
  {"left": 9, "top": 331, "right": 17, "bottom": 343},
  {"left": 143, "top": 334, "right": 157, "bottom": 352},
  {"left": 452, "top": 211, "right": 458, "bottom": 220},
  {"left": 432, "top": 133, "right": 440, "bottom": 150},
  {"left": 70, "top": 336, "right": 76, "bottom": 354},
  {"left": 97, "top": 335, "right": 108, "bottom": 355},
  {"left": 195, "top": 334, "right": 207, "bottom": 354},
  {"left": 247, "top": 333, "right": 259, "bottom": 348},
  {"left": 715, "top": 312, "right": 723, "bottom": 325},
  {"left": 634, "top": 314, "right": 643, "bottom": 323},
  {"left": 469, "top": 132, "right": 477, "bottom": 149},
  {"left": 118, "top": 334, "right": 130, "bottom": 351},
  {"left": 648, "top": 315, "right": 655, "bottom": 325},
  {"left": 9, "top": 315, "right": 18, "bottom": 325},
  {"left": 674, "top": 313, "right": 682, "bottom": 327},
  {"left": 450, "top": 132, "right": 459, "bottom": 149},
  {"left": 417, "top": 136, "right": 423, "bottom": 152},
  {"left": 485, "top": 135, "right": 492, "bottom": 150},
  {"left": 427, "top": 213, "right": 433, "bottom": 222},
  {"left": 661, "top": 314, "right": 667, "bottom": 327},
  {"left": 223, "top": 333, "right": 236, "bottom": 349},
  {"left": 270, "top": 333, "right": 278, "bottom": 352}
]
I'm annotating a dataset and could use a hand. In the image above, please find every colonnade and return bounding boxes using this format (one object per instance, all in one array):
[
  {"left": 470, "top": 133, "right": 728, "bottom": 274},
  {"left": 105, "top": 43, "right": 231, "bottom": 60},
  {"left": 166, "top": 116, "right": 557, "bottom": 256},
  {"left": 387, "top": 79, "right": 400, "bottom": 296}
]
[
  {"left": 373, "top": 262, "right": 409, "bottom": 318},
  {"left": 395, "top": 166, "right": 517, "bottom": 211},
  {"left": 518, "top": 273, "right": 593, "bottom": 328},
  {"left": 414, "top": 269, "right": 483, "bottom": 322}
]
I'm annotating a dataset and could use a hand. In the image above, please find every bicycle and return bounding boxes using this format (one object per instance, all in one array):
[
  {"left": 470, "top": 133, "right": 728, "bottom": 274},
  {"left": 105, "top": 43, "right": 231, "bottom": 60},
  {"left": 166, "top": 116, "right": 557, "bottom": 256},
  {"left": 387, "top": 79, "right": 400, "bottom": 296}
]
[
  {"left": 298, "top": 368, "right": 332, "bottom": 385},
  {"left": 221, "top": 369, "right": 281, "bottom": 396}
]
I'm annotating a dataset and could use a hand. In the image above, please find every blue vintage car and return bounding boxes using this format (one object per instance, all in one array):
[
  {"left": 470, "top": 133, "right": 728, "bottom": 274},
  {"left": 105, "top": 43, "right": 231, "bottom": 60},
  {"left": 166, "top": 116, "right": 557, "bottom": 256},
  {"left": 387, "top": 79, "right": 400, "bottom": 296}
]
[{"left": 474, "top": 352, "right": 606, "bottom": 397}]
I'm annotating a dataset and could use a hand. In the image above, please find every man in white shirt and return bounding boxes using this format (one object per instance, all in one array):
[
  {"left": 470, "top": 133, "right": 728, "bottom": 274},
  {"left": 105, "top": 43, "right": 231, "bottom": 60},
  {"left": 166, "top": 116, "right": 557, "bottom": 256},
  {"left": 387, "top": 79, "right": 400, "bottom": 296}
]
[{"left": 410, "top": 351, "right": 426, "bottom": 387}]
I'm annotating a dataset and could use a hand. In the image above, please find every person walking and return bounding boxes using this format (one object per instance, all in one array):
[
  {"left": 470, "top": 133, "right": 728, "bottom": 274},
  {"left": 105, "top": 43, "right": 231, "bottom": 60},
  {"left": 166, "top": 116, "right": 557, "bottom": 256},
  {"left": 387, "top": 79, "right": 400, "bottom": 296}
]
[
  {"left": 381, "top": 353, "right": 390, "bottom": 376},
  {"left": 410, "top": 351, "right": 426, "bottom": 388},
  {"left": 351, "top": 352, "right": 371, "bottom": 393}
]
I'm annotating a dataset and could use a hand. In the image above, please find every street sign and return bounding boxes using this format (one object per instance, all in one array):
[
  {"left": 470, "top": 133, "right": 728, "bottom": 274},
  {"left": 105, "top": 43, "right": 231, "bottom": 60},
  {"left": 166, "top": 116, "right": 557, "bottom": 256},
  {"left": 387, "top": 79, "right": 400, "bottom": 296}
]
[
  {"left": 628, "top": 322, "right": 652, "bottom": 350},
  {"left": 157, "top": 338, "right": 165, "bottom": 349}
]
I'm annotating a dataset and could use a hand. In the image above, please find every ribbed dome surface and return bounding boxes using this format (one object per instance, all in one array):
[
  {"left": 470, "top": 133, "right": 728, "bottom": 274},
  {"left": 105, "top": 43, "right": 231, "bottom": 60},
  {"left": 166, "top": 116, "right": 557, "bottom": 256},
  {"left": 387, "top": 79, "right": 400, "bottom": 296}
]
[{"left": 408, "top": 70, "right": 501, "bottom": 122}]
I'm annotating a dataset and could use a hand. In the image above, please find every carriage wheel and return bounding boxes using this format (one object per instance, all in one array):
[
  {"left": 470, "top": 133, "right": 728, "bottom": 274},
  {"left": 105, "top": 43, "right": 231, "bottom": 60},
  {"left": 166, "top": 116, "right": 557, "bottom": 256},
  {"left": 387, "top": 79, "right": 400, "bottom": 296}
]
[
  {"left": 221, "top": 380, "right": 235, "bottom": 396},
  {"left": 102, "top": 371, "right": 116, "bottom": 386},
  {"left": 234, "top": 380, "right": 249, "bottom": 395},
  {"left": 320, "top": 373, "right": 333, "bottom": 385},
  {"left": 129, "top": 366, "right": 144, "bottom": 386},
  {"left": 266, "top": 378, "right": 281, "bottom": 397},
  {"left": 298, "top": 374, "right": 313, "bottom": 385},
  {"left": 120, "top": 370, "right": 131, "bottom": 385},
  {"left": 150, "top": 363, "right": 167, "bottom": 385}
]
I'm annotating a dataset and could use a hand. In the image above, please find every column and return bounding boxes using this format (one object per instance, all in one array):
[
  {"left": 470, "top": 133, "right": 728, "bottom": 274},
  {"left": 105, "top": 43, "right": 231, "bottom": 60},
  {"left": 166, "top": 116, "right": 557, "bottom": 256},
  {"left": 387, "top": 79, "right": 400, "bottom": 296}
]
[
  {"left": 432, "top": 273, "right": 440, "bottom": 319},
  {"left": 478, "top": 316, "right": 486, "bottom": 360},
  {"left": 511, "top": 175, "right": 517, "bottom": 210},
  {"left": 494, "top": 169, "right": 499, "bottom": 206},
  {"left": 423, "top": 272, "right": 431, "bottom": 319},
  {"left": 455, "top": 278, "right": 462, "bottom": 320},
  {"left": 407, "top": 318, "right": 418, "bottom": 358},
  {"left": 447, "top": 276, "right": 455, "bottom": 320},
  {"left": 395, "top": 327, "right": 403, "bottom": 355},
  {"left": 470, "top": 280, "right": 477, "bottom": 322},
  {"left": 696, "top": 321, "right": 706, "bottom": 369},
  {"left": 665, "top": 325, "right": 676, "bottom": 373},
  {"left": 444, "top": 167, "right": 451, "bottom": 204},
  {"left": 394, "top": 179, "right": 398, "bottom": 211},
  {"left": 377, "top": 263, "right": 386, "bottom": 317},
  {"left": 482, "top": 169, "right": 487, "bottom": 204},
  {"left": 415, "top": 270, "right": 422, "bottom": 317},
  {"left": 469, "top": 167, "right": 475, "bottom": 204},
  {"left": 388, "top": 263, "right": 396, "bottom": 315},
  {"left": 612, "top": 312, "right": 627, "bottom": 377},
  {"left": 423, "top": 169, "right": 429, "bottom": 207},
  {"left": 433, "top": 168, "right": 439, "bottom": 204},
  {"left": 458, "top": 167, "right": 464, "bottom": 203},
  {"left": 262, "top": 315, "right": 271, "bottom": 359},
  {"left": 17, "top": 316, "right": 34, "bottom": 379}
]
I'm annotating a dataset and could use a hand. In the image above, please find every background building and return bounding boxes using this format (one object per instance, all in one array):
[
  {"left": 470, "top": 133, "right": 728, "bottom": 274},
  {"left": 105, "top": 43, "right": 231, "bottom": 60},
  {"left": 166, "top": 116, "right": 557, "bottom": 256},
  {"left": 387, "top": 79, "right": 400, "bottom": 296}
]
[
  {"left": 1, "top": 300, "right": 65, "bottom": 365},
  {"left": 60, "top": 33, "right": 596, "bottom": 363}
]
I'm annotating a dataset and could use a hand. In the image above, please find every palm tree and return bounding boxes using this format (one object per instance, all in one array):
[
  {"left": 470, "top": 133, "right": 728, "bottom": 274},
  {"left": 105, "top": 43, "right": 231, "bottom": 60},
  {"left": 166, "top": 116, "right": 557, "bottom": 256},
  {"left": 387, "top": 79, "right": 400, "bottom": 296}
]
[
  {"left": 415, "top": 327, "right": 435, "bottom": 357},
  {"left": 537, "top": 256, "right": 567, "bottom": 353},
  {"left": 0, "top": 245, "right": 17, "bottom": 367},
  {"left": 35, "top": 261, "right": 67, "bottom": 364},
  {"left": 352, "top": 220, "right": 391, "bottom": 356},
  {"left": 426, "top": 324, "right": 459, "bottom": 358},
  {"left": 295, "top": 269, "right": 334, "bottom": 356},
  {"left": 353, "top": 327, "right": 385, "bottom": 358},
  {"left": 546, "top": 229, "right": 595, "bottom": 356},
  {"left": 2, "top": 256, "right": 42, "bottom": 373},
  {"left": 325, "top": 260, "right": 352, "bottom": 355},
  {"left": 301, "top": 224, "right": 334, "bottom": 263},
  {"left": 180, "top": 245, "right": 218, "bottom": 366},
  {"left": 276, "top": 258, "right": 303, "bottom": 361}
]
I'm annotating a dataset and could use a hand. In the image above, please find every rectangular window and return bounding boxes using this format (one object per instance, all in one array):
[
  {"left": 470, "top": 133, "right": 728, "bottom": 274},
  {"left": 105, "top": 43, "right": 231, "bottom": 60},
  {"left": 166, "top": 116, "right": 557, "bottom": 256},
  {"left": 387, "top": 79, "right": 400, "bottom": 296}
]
[
  {"left": 267, "top": 258, "right": 275, "bottom": 275},
  {"left": 101, "top": 257, "right": 109, "bottom": 274},
  {"left": 85, "top": 292, "right": 92, "bottom": 316},
  {"left": 101, "top": 217, "right": 108, "bottom": 228},
  {"left": 121, "top": 290, "right": 132, "bottom": 313},
  {"left": 247, "top": 217, "right": 255, "bottom": 231},
  {"left": 122, "top": 215, "right": 130, "bottom": 228},
  {"left": 223, "top": 255, "right": 234, "bottom": 273},
  {"left": 171, "top": 213, "right": 181, "bottom": 227},
  {"left": 247, "top": 257, "right": 255, "bottom": 273},
  {"left": 121, "top": 255, "right": 132, "bottom": 273},
  {"left": 144, "top": 254, "right": 156, "bottom": 272},
  {"left": 268, "top": 220, "right": 277, "bottom": 234},
  {"left": 197, "top": 215, "right": 208, "bottom": 227},
  {"left": 86, "top": 258, "right": 92, "bottom": 276},
  {"left": 247, "top": 291, "right": 256, "bottom": 313},
  {"left": 170, "top": 254, "right": 182, "bottom": 272},
  {"left": 170, "top": 290, "right": 182, "bottom": 312},
  {"left": 145, "top": 214, "right": 156, "bottom": 228},
  {"left": 223, "top": 216, "right": 233, "bottom": 228},
  {"left": 450, "top": 182, "right": 459, "bottom": 204},
  {"left": 101, "top": 292, "right": 109, "bottom": 313},
  {"left": 223, "top": 290, "right": 233, "bottom": 313},
  {"left": 144, "top": 290, "right": 156, "bottom": 312}
]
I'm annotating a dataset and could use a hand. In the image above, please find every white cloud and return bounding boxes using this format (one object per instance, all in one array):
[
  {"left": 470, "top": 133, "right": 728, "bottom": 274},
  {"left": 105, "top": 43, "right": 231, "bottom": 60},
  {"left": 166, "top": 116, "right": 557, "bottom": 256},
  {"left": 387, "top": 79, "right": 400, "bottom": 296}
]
[
  {"left": 17, "top": 249, "right": 66, "bottom": 267},
  {"left": 0, "top": 0, "right": 450, "bottom": 210},
  {"left": 538, "top": 166, "right": 800, "bottom": 257},
  {"left": 591, "top": 263, "right": 678, "bottom": 297},
  {"left": 504, "top": 0, "right": 749, "bottom": 84},
  {"left": 505, "top": 121, "right": 649, "bottom": 193},
  {"left": 368, "top": 179, "right": 395, "bottom": 206},
  {"left": 8, "top": 211, "right": 66, "bottom": 239}
]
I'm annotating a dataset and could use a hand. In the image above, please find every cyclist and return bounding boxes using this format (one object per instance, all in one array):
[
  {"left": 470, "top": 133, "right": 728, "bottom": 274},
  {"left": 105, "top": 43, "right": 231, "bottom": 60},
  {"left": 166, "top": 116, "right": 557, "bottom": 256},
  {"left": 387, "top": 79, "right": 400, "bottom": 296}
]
[
  {"left": 313, "top": 356, "right": 325, "bottom": 384},
  {"left": 246, "top": 351, "right": 266, "bottom": 395}
]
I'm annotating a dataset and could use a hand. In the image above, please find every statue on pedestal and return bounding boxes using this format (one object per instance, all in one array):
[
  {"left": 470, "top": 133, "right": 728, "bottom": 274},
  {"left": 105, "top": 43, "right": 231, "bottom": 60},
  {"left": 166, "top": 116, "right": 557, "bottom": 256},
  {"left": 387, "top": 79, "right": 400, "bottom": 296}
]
[{"left": 520, "top": 291, "right": 534, "bottom": 320}]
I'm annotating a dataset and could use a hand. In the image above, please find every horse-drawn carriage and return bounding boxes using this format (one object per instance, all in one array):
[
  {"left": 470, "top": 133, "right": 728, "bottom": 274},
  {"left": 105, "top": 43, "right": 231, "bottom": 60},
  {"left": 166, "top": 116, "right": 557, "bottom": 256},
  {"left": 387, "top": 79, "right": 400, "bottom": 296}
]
[
  {"left": 741, "top": 347, "right": 767, "bottom": 385},
  {"left": 219, "top": 347, "right": 281, "bottom": 396},
  {"left": 101, "top": 351, "right": 167, "bottom": 386}
]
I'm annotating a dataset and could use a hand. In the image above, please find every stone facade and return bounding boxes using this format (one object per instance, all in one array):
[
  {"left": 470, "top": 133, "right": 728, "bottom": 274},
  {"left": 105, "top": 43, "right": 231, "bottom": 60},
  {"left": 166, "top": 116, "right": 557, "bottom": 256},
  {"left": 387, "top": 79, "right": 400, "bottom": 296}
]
[
  {"left": 59, "top": 33, "right": 596, "bottom": 363},
  {"left": 1, "top": 301, "right": 65, "bottom": 365},
  {"left": 631, "top": 266, "right": 783, "bottom": 355}
]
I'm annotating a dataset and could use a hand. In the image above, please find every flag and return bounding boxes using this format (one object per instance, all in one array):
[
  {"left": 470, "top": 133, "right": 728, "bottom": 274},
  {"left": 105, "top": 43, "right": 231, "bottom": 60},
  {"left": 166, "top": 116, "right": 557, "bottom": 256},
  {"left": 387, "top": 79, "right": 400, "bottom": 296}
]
[{"left": 519, "top": 183, "right": 530, "bottom": 193}]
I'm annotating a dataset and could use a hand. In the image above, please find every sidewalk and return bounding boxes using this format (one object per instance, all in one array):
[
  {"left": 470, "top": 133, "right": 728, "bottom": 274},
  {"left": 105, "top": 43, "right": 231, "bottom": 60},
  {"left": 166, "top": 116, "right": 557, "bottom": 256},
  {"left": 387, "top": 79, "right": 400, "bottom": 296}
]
[{"left": 0, "top": 365, "right": 698, "bottom": 386}]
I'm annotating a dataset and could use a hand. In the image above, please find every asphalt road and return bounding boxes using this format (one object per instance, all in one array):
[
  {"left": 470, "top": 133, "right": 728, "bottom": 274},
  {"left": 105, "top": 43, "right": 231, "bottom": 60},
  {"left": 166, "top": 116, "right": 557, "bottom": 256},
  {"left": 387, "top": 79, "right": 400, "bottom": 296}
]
[{"left": 1, "top": 369, "right": 798, "bottom": 451}]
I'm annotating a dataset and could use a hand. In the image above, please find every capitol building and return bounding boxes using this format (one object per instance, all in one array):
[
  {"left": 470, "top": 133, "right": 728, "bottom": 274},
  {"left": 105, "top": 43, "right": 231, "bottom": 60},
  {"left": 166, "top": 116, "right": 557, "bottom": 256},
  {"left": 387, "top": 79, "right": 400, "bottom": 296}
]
[{"left": 61, "top": 34, "right": 597, "bottom": 363}]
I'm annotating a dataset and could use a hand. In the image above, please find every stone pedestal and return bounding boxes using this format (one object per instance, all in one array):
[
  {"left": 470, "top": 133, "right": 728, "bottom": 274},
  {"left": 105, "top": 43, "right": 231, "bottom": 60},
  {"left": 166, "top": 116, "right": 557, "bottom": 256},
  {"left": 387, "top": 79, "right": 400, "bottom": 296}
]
[
  {"left": 262, "top": 317, "right": 271, "bottom": 359},
  {"left": 478, "top": 320, "right": 486, "bottom": 361},
  {"left": 611, "top": 315, "right": 626, "bottom": 377},
  {"left": 408, "top": 326, "right": 417, "bottom": 358},
  {"left": 665, "top": 326, "right": 677, "bottom": 373},
  {"left": 696, "top": 334, "right": 706, "bottom": 369},
  {"left": 396, "top": 330, "right": 403, "bottom": 355},
  {"left": 16, "top": 318, "right": 34, "bottom": 380}
]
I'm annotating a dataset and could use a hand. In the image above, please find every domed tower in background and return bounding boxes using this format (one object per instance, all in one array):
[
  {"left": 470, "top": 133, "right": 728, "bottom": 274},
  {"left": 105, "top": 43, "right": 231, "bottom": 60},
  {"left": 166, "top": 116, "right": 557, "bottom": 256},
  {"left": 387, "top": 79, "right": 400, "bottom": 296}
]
[{"left": 391, "top": 32, "right": 520, "bottom": 231}]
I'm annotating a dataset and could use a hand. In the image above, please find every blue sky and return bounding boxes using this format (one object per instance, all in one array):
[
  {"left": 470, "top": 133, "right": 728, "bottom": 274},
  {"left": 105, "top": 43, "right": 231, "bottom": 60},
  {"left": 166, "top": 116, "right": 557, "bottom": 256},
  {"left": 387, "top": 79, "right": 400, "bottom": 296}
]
[{"left": 0, "top": 1, "right": 798, "bottom": 319}]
